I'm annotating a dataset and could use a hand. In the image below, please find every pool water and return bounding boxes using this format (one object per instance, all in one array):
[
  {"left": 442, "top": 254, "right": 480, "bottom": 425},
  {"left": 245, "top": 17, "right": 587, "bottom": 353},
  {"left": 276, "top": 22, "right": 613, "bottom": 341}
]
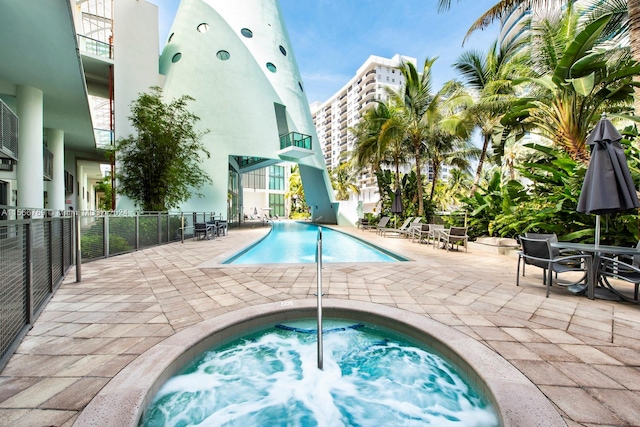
[
  {"left": 140, "top": 319, "right": 499, "bottom": 426},
  {"left": 224, "top": 222, "right": 405, "bottom": 264}
]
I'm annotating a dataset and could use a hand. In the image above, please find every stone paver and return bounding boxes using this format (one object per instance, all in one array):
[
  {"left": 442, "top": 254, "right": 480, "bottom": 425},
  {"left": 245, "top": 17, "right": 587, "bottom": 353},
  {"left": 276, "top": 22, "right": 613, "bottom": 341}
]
[{"left": 1, "top": 223, "right": 640, "bottom": 426}]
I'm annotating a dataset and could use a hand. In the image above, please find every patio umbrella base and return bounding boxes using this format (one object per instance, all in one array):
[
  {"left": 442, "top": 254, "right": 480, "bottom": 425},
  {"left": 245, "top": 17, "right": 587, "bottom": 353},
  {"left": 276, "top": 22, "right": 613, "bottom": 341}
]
[
  {"left": 593, "top": 286, "right": 622, "bottom": 301},
  {"left": 567, "top": 284, "right": 622, "bottom": 301},
  {"left": 567, "top": 284, "right": 587, "bottom": 295}
]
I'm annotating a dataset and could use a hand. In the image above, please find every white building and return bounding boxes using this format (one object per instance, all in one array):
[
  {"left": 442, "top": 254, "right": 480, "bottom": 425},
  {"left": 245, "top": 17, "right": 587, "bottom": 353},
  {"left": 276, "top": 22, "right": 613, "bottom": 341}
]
[
  {"left": 310, "top": 54, "right": 416, "bottom": 211},
  {"left": 0, "top": 0, "right": 338, "bottom": 224}
]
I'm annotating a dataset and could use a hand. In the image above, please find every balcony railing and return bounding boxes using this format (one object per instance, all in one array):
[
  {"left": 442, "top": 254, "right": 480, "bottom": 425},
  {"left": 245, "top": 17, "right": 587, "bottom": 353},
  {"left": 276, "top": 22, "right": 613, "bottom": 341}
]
[
  {"left": 78, "top": 35, "right": 113, "bottom": 59},
  {"left": 0, "top": 99, "right": 18, "bottom": 161},
  {"left": 280, "top": 132, "right": 312, "bottom": 150},
  {"left": 94, "top": 128, "right": 114, "bottom": 149}
]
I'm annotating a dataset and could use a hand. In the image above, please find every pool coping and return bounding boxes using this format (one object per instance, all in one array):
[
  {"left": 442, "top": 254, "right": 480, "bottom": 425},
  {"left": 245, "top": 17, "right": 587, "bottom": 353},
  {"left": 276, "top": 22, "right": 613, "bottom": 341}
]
[{"left": 74, "top": 299, "right": 566, "bottom": 427}]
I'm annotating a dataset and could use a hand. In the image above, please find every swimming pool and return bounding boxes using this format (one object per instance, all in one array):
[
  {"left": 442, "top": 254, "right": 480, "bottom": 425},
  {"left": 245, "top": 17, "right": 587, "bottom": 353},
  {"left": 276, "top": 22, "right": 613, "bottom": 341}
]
[{"left": 224, "top": 222, "right": 406, "bottom": 264}]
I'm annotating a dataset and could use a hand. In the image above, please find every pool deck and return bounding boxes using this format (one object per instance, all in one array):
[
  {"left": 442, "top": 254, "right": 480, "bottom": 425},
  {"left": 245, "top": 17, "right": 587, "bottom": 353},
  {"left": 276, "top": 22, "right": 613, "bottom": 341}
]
[{"left": 1, "top": 223, "right": 640, "bottom": 426}]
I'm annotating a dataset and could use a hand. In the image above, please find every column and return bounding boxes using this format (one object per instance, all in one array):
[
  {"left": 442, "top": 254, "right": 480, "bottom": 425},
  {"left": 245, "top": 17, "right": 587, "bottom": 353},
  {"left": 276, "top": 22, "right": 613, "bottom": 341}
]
[
  {"left": 16, "top": 85, "right": 44, "bottom": 211},
  {"left": 46, "top": 128, "right": 65, "bottom": 212}
]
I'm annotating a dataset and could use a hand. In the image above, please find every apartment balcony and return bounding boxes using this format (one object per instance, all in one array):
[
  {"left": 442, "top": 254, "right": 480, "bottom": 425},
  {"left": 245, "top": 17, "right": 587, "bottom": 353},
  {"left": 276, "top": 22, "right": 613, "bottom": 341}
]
[
  {"left": 94, "top": 128, "right": 114, "bottom": 150},
  {"left": 365, "top": 69, "right": 376, "bottom": 77},
  {"left": 0, "top": 99, "right": 18, "bottom": 162},
  {"left": 278, "top": 131, "right": 313, "bottom": 161},
  {"left": 78, "top": 35, "right": 113, "bottom": 59},
  {"left": 364, "top": 78, "right": 376, "bottom": 87}
]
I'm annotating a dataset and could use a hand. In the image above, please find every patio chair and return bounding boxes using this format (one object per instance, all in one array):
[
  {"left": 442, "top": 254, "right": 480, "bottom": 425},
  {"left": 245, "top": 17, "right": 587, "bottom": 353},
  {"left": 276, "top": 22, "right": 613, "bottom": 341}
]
[
  {"left": 438, "top": 227, "right": 469, "bottom": 252},
  {"left": 427, "top": 224, "right": 446, "bottom": 247},
  {"left": 379, "top": 217, "right": 414, "bottom": 237},
  {"left": 517, "top": 236, "right": 591, "bottom": 297},
  {"left": 194, "top": 222, "right": 210, "bottom": 240},
  {"left": 363, "top": 216, "right": 390, "bottom": 232},
  {"left": 598, "top": 241, "right": 640, "bottom": 302},
  {"left": 412, "top": 224, "right": 430, "bottom": 243}
]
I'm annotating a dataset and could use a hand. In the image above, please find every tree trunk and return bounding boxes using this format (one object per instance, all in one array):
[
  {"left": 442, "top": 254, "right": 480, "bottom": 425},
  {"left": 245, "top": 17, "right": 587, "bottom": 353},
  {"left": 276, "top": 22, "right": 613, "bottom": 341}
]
[
  {"left": 630, "top": 0, "right": 640, "bottom": 114},
  {"left": 429, "top": 162, "right": 440, "bottom": 202},
  {"left": 470, "top": 132, "right": 490, "bottom": 196},
  {"left": 414, "top": 142, "right": 424, "bottom": 216}
]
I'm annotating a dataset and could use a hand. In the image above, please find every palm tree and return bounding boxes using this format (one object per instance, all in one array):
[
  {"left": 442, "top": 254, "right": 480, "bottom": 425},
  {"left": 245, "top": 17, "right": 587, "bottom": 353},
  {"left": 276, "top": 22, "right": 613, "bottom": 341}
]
[
  {"left": 331, "top": 161, "right": 361, "bottom": 201},
  {"left": 425, "top": 128, "right": 480, "bottom": 203},
  {"left": 384, "top": 58, "right": 471, "bottom": 215},
  {"left": 508, "top": 13, "right": 640, "bottom": 161},
  {"left": 438, "top": 0, "right": 639, "bottom": 110},
  {"left": 454, "top": 38, "right": 527, "bottom": 195},
  {"left": 352, "top": 100, "right": 409, "bottom": 196}
]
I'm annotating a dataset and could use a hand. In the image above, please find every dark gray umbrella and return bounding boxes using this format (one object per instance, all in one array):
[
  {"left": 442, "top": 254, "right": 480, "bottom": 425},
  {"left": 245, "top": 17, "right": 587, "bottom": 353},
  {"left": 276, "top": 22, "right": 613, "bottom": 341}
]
[
  {"left": 391, "top": 188, "right": 403, "bottom": 228},
  {"left": 577, "top": 114, "right": 640, "bottom": 245}
]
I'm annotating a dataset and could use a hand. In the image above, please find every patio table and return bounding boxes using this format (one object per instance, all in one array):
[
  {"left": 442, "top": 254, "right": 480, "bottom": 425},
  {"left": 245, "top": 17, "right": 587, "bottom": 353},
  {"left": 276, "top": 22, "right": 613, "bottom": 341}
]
[{"left": 550, "top": 242, "right": 640, "bottom": 301}]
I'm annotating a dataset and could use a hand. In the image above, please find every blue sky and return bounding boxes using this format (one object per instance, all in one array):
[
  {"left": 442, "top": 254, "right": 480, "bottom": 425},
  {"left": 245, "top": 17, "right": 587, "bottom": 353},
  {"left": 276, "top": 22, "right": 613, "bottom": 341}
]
[{"left": 148, "top": 0, "right": 500, "bottom": 104}]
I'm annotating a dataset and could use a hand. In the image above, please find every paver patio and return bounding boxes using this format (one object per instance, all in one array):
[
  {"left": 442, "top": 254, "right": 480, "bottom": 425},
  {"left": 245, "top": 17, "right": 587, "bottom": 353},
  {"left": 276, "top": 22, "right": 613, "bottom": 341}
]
[{"left": 1, "top": 223, "right": 639, "bottom": 426}]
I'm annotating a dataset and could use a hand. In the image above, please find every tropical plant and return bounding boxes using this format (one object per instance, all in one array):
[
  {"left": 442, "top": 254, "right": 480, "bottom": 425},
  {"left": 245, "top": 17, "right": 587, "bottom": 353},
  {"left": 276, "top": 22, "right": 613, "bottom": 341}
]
[
  {"left": 94, "top": 176, "right": 114, "bottom": 211},
  {"left": 506, "top": 13, "right": 640, "bottom": 162},
  {"left": 116, "top": 86, "right": 211, "bottom": 211},
  {"left": 286, "top": 165, "right": 308, "bottom": 215},
  {"left": 331, "top": 161, "right": 360, "bottom": 201},
  {"left": 438, "top": 0, "right": 639, "bottom": 110},
  {"left": 454, "top": 38, "right": 527, "bottom": 195},
  {"left": 351, "top": 100, "right": 409, "bottom": 193}
]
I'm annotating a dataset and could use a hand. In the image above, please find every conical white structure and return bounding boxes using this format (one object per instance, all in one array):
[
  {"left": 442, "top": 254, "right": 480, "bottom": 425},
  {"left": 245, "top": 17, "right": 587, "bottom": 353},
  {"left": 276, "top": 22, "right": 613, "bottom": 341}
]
[{"left": 160, "top": 0, "right": 336, "bottom": 223}]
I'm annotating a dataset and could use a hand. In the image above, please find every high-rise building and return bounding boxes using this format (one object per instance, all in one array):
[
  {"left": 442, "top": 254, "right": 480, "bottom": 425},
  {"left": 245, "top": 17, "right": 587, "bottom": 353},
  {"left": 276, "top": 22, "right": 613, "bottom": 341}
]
[{"left": 310, "top": 54, "right": 416, "bottom": 208}]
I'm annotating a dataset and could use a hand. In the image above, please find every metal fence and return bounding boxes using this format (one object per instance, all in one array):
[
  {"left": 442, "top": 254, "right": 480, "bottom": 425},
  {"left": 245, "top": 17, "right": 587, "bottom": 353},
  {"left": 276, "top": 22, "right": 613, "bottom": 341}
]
[
  {"left": 0, "top": 208, "right": 219, "bottom": 370},
  {"left": 0, "top": 213, "right": 74, "bottom": 370}
]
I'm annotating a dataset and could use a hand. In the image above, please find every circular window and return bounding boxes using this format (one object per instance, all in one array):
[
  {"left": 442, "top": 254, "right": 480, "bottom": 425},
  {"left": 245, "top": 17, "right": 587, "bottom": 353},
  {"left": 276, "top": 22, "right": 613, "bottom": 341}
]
[
  {"left": 197, "top": 23, "right": 209, "bottom": 33},
  {"left": 266, "top": 62, "right": 277, "bottom": 73},
  {"left": 298, "top": 82, "right": 304, "bottom": 92},
  {"left": 171, "top": 53, "right": 182, "bottom": 63},
  {"left": 216, "top": 50, "right": 230, "bottom": 60},
  {"left": 168, "top": 33, "right": 174, "bottom": 43},
  {"left": 279, "top": 45, "right": 287, "bottom": 56},
  {"left": 241, "top": 28, "right": 253, "bottom": 38}
]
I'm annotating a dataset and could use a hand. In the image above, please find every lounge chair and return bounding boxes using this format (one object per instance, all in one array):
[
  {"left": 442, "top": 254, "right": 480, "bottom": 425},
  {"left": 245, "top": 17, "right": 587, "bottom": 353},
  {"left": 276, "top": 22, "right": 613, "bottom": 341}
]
[
  {"left": 357, "top": 218, "right": 370, "bottom": 229},
  {"left": 517, "top": 236, "right": 590, "bottom": 297},
  {"left": 379, "top": 217, "right": 414, "bottom": 237},
  {"left": 363, "top": 216, "right": 390, "bottom": 232},
  {"left": 397, "top": 217, "right": 423, "bottom": 238}
]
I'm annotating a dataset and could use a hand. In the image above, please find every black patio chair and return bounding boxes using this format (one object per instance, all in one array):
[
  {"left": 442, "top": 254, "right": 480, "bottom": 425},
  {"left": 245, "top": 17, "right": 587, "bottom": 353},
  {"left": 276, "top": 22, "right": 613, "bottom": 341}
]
[
  {"left": 517, "top": 236, "right": 591, "bottom": 297},
  {"left": 194, "top": 222, "right": 209, "bottom": 240},
  {"left": 598, "top": 242, "right": 640, "bottom": 302}
]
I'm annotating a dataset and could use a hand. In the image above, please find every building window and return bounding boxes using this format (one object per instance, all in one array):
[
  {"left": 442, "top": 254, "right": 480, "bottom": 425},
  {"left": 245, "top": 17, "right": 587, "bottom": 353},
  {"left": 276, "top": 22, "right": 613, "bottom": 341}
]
[
  {"left": 216, "top": 50, "right": 230, "bottom": 60},
  {"left": 241, "top": 28, "right": 253, "bottom": 38},
  {"left": 269, "top": 193, "right": 285, "bottom": 217},
  {"left": 242, "top": 169, "right": 266, "bottom": 189},
  {"left": 197, "top": 23, "right": 209, "bottom": 33},
  {"left": 269, "top": 165, "right": 285, "bottom": 190},
  {"left": 171, "top": 53, "right": 182, "bottom": 63},
  {"left": 266, "top": 62, "right": 277, "bottom": 73},
  {"left": 279, "top": 45, "right": 287, "bottom": 56}
]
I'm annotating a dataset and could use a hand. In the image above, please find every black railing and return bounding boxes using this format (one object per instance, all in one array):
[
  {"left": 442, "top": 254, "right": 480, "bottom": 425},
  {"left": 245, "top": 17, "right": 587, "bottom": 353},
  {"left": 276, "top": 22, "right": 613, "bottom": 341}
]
[{"left": 0, "top": 211, "right": 74, "bottom": 371}]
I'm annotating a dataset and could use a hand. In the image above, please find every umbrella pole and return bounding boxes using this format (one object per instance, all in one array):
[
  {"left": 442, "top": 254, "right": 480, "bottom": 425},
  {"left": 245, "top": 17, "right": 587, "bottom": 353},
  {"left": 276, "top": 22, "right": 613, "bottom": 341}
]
[{"left": 595, "top": 215, "right": 601, "bottom": 248}]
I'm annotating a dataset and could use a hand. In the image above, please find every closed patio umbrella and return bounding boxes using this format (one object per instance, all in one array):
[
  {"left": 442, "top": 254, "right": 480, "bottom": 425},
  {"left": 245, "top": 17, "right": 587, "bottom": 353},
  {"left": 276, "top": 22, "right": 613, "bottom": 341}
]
[
  {"left": 577, "top": 114, "right": 640, "bottom": 245},
  {"left": 391, "top": 188, "right": 403, "bottom": 228}
]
